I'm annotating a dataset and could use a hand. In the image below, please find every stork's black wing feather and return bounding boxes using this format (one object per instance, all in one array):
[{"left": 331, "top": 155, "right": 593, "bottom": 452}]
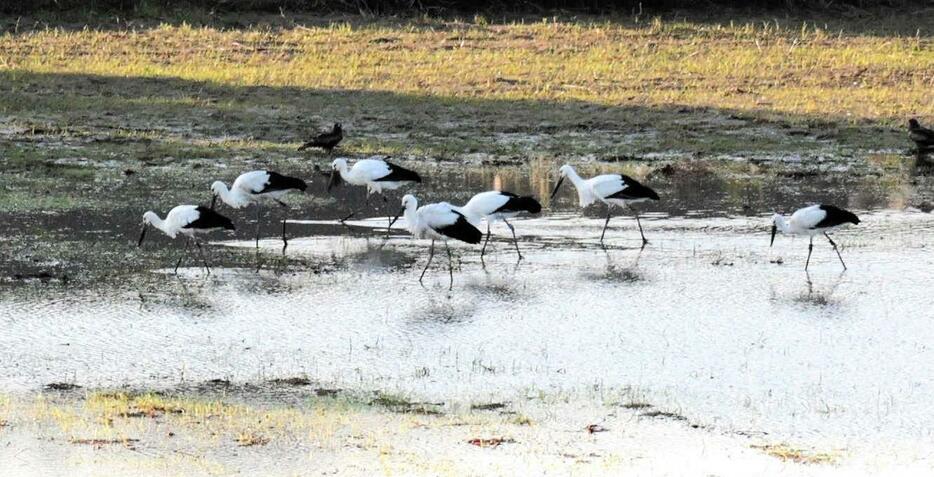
[
  {"left": 815, "top": 204, "right": 860, "bottom": 228},
  {"left": 435, "top": 211, "right": 482, "bottom": 244},
  {"left": 493, "top": 192, "right": 542, "bottom": 214},
  {"left": 186, "top": 207, "right": 236, "bottom": 231},
  {"left": 607, "top": 175, "right": 660, "bottom": 201},
  {"left": 377, "top": 161, "right": 422, "bottom": 183},
  {"left": 256, "top": 171, "right": 307, "bottom": 193}
]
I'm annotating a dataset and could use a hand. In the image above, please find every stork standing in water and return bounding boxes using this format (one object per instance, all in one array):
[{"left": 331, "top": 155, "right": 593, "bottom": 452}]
[
  {"left": 298, "top": 123, "right": 343, "bottom": 153},
  {"left": 770, "top": 204, "right": 860, "bottom": 271},
  {"left": 210, "top": 170, "right": 307, "bottom": 252},
  {"left": 329, "top": 157, "right": 421, "bottom": 227},
  {"left": 550, "top": 164, "right": 659, "bottom": 246},
  {"left": 137, "top": 205, "right": 235, "bottom": 274},
  {"left": 458, "top": 190, "right": 541, "bottom": 260},
  {"left": 399, "top": 194, "right": 482, "bottom": 289}
]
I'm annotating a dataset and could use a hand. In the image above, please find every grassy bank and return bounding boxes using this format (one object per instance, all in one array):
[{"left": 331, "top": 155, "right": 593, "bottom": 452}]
[{"left": 1, "top": 12, "right": 931, "bottom": 157}]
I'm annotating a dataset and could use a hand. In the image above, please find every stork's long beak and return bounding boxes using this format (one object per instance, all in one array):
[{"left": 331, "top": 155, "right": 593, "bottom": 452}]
[
  {"left": 210, "top": 194, "right": 217, "bottom": 210},
  {"left": 388, "top": 207, "right": 405, "bottom": 230},
  {"left": 327, "top": 170, "right": 341, "bottom": 192},
  {"left": 549, "top": 176, "right": 565, "bottom": 200},
  {"left": 387, "top": 209, "right": 405, "bottom": 229},
  {"left": 137, "top": 225, "right": 148, "bottom": 247},
  {"left": 770, "top": 224, "right": 777, "bottom": 247}
]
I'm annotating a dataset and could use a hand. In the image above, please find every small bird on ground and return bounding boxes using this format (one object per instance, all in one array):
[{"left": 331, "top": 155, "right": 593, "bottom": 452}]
[
  {"left": 137, "top": 205, "right": 236, "bottom": 274},
  {"left": 458, "top": 190, "right": 541, "bottom": 260},
  {"left": 298, "top": 123, "right": 343, "bottom": 153},
  {"left": 908, "top": 119, "right": 934, "bottom": 152},
  {"left": 770, "top": 204, "right": 860, "bottom": 271},
  {"left": 399, "top": 194, "right": 483, "bottom": 289}
]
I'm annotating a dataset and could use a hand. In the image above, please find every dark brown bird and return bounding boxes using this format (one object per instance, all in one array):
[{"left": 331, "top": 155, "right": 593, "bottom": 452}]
[
  {"left": 298, "top": 123, "right": 343, "bottom": 153},
  {"left": 908, "top": 119, "right": 934, "bottom": 152}
]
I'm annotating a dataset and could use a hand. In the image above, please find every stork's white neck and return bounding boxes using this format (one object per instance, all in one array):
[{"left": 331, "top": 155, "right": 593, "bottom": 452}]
[
  {"left": 215, "top": 183, "right": 249, "bottom": 208},
  {"left": 773, "top": 214, "right": 791, "bottom": 234},
  {"left": 144, "top": 211, "right": 172, "bottom": 237},
  {"left": 403, "top": 199, "right": 419, "bottom": 234},
  {"left": 335, "top": 161, "right": 352, "bottom": 181},
  {"left": 564, "top": 167, "right": 594, "bottom": 207}
]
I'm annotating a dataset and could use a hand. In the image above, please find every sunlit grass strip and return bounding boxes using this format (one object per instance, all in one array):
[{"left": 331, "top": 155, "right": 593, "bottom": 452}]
[{"left": 0, "top": 18, "right": 930, "bottom": 125}]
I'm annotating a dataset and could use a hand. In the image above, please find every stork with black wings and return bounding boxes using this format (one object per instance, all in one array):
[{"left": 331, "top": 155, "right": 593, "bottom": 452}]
[
  {"left": 550, "top": 164, "right": 659, "bottom": 247},
  {"left": 399, "top": 194, "right": 482, "bottom": 290},
  {"left": 137, "top": 205, "right": 236, "bottom": 274},
  {"left": 329, "top": 156, "right": 422, "bottom": 231},
  {"left": 211, "top": 170, "right": 307, "bottom": 252},
  {"left": 771, "top": 204, "right": 861, "bottom": 271}
]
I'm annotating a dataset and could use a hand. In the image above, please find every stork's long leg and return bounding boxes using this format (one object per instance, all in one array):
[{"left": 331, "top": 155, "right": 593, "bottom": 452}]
[
  {"left": 445, "top": 240, "right": 454, "bottom": 291},
  {"left": 340, "top": 189, "right": 374, "bottom": 223},
  {"left": 824, "top": 232, "right": 847, "bottom": 270},
  {"left": 633, "top": 210, "right": 648, "bottom": 247},
  {"left": 600, "top": 211, "right": 612, "bottom": 244},
  {"left": 503, "top": 218, "right": 523, "bottom": 260},
  {"left": 339, "top": 210, "right": 356, "bottom": 222},
  {"left": 382, "top": 193, "right": 394, "bottom": 237},
  {"left": 805, "top": 236, "right": 814, "bottom": 271},
  {"left": 193, "top": 240, "right": 211, "bottom": 275},
  {"left": 480, "top": 222, "right": 492, "bottom": 259},
  {"left": 275, "top": 200, "right": 289, "bottom": 254},
  {"left": 255, "top": 205, "right": 261, "bottom": 249},
  {"left": 419, "top": 240, "right": 435, "bottom": 286},
  {"left": 175, "top": 239, "right": 192, "bottom": 275}
]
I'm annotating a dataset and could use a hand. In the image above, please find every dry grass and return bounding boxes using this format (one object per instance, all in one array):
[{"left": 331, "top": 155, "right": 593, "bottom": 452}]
[
  {"left": 0, "top": 15, "right": 930, "bottom": 125},
  {"left": 752, "top": 443, "right": 839, "bottom": 465}
]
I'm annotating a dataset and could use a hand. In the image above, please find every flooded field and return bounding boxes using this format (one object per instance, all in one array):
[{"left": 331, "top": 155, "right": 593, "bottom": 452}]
[
  {"left": 3, "top": 158, "right": 934, "bottom": 473},
  {"left": 0, "top": 9, "right": 932, "bottom": 473}
]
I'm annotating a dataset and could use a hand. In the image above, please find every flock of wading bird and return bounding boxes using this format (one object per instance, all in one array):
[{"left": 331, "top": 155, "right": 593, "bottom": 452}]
[{"left": 137, "top": 118, "right": 934, "bottom": 289}]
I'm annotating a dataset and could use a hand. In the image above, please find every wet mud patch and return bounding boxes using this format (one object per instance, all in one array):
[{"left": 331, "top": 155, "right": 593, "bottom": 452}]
[
  {"left": 370, "top": 392, "right": 445, "bottom": 416},
  {"left": 582, "top": 264, "right": 645, "bottom": 284},
  {"left": 405, "top": 296, "right": 478, "bottom": 325},
  {"left": 463, "top": 274, "right": 526, "bottom": 300}
]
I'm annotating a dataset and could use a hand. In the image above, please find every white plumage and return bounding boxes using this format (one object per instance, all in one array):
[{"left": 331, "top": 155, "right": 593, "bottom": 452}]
[
  {"left": 460, "top": 191, "right": 519, "bottom": 223},
  {"left": 137, "top": 205, "right": 235, "bottom": 274},
  {"left": 459, "top": 190, "right": 542, "bottom": 259},
  {"left": 141, "top": 206, "right": 204, "bottom": 239},
  {"left": 770, "top": 204, "right": 860, "bottom": 270},
  {"left": 211, "top": 170, "right": 306, "bottom": 209},
  {"left": 400, "top": 194, "right": 482, "bottom": 289},
  {"left": 330, "top": 157, "right": 420, "bottom": 194},
  {"left": 210, "top": 170, "right": 307, "bottom": 251},
  {"left": 329, "top": 157, "right": 421, "bottom": 228},
  {"left": 772, "top": 205, "right": 847, "bottom": 236},
  {"left": 551, "top": 164, "right": 659, "bottom": 245}
]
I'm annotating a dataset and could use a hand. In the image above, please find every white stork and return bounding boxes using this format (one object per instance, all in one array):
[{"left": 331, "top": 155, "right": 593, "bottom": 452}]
[
  {"left": 137, "top": 205, "right": 236, "bottom": 274},
  {"left": 459, "top": 190, "right": 541, "bottom": 259},
  {"left": 210, "top": 170, "right": 307, "bottom": 252},
  {"left": 771, "top": 204, "right": 860, "bottom": 270},
  {"left": 399, "top": 194, "right": 482, "bottom": 289},
  {"left": 329, "top": 157, "right": 421, "bottom": 227},
  {"left": 550, "top": 164, "right": 659, "bottom": 246}
]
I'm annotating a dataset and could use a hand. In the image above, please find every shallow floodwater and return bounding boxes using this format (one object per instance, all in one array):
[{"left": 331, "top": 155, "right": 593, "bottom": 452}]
[{"left": 4, "top": 204, "right": 934, "bottom": 449}]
